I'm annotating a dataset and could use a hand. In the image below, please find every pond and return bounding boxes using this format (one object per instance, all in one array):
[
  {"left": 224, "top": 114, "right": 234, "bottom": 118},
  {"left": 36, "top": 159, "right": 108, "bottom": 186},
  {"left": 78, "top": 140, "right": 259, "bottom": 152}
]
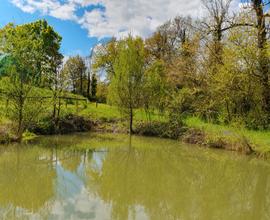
[{"left": 0, "top": 132, "right": 269, "bottom": 220}]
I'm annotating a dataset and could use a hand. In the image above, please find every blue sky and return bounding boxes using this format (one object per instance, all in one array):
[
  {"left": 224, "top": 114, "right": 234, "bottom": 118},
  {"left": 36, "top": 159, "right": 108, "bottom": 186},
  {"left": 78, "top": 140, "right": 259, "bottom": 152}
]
[
  {"left": 0, "top": 1, "right": 103, "bottom": 56},
  {"left": 0, "top": 0, "right": 241, "bottom": 57}
]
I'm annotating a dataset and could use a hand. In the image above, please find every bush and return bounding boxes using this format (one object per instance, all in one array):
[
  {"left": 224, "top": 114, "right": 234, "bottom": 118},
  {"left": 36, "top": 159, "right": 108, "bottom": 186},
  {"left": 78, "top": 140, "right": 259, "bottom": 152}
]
[
  {"left": 134, "top": 120, "right": 186, "bottom": 139},
  {"left": 30, "top": 114, "right": 93, "bottom": 135}
]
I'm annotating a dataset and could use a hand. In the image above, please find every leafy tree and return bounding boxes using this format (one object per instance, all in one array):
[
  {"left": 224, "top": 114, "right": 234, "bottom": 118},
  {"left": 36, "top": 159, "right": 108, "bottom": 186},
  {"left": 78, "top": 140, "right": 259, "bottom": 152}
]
[
  {"left": 96, "top": 81, "right": 108, "bottom": 103},
  {"left": 143, "top": 60, "right": 167, "bottom": 118},
  {"left": 109, "top": 36, "right": 146, "bottom": 133},
  {"left": 63, "top": 55, "right": 86, "bottom": 95},
  {"left": 0, "top": 20, "right": 63, "bottom": 139},
  {"left": 0, "top": 55, "right": 15, "bottom": 77},
  {"left": 93, "top": 38, "right": 119, "bottom": 80},
  {"left": 249, "top": 0, "right": 270, "bottom": 125},
  {"left": 51, "top": 64, "right": 70, "bottom": 125}
]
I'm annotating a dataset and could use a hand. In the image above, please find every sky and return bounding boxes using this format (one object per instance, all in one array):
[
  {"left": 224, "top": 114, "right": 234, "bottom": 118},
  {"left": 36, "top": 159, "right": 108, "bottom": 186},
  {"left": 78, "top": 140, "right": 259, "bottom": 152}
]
[{"left": 0, "top": 0, "right": 240, "bottom": 57}]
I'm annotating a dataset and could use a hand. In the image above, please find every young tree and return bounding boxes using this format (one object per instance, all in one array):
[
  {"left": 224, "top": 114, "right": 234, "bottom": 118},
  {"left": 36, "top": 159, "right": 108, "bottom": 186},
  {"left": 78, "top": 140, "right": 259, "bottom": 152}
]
[
  {"left": 109, "top": 36, "right": 145, "bottom": 133},
  {"left": 51, "top": 63, "right": 69, "bottom": 125}
]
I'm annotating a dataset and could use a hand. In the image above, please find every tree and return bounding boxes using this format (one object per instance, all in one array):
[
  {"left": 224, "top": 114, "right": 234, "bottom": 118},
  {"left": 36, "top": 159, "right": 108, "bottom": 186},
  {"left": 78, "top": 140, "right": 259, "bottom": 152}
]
[
  {"left": 207, "top": 26, "right": 262, "bottom": 126},
  {"left": 86, "top": 46, "right": 99, "bottom": 98},
  {"left": 215, "top": 0, "right": 270, "bottom": 126},
  {"left": 0, "top": 20, "right": 63, "bottom": 140},
  {"left": 145, "top": 16, "right": 193, "bottom": 63},
  {"left": 0, "top": 55, "right": 15, "bottom": 77},
  {"left": 51, "top": 63, "right": 69, "bottom": 125},
  {"left": 250, "top": 0, "right": 270, "bottom": 124},
  {"left": 63, "top": 55, "right": 86, "bottom": 95},
  {"left": 143, "top": 60, "right": 167, "bottom": 118},
  {"left": 109, "top": 36, "right": 146, "bottom": 133},
  {"left": 91, "top": 73, "right": 97, "bottom": 100},
  {"left": 93, "top": 39, "right": 119, "bottom": 80},
  {"left": 96, "top": 81, "right": 108, "bottom": 103},
  {"left": 201, "top": 0, "right": 233, "bottom": 66}
]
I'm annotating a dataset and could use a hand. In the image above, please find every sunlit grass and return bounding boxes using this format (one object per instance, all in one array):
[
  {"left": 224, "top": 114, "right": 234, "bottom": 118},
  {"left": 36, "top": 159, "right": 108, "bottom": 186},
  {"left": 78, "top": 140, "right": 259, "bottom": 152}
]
[
  {"left": 78, "top": 102, "right": 166, "bottom": 122},
  {"left": 185, "top": 117, "right": 270, "bottom": 154}
]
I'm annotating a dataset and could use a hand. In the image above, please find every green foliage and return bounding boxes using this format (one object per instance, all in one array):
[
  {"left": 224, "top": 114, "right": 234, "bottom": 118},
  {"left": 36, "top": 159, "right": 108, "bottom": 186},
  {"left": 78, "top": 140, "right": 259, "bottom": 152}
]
[
  {"left": 63, "top": 55, "right": 86, "bottom": 94},
  {"left": 108, "top": 36, "right": 146, "bottom": 132},
  {"left": 0, "top": 20, "right": 63, "bottom": 139},
  {"left": 93, "top": 38, "right": 118, "bottom": 80},
  {"left": 0, "top": 20, "right": 63, "bottom": 86},
  {"left": 0, "top": 55, "right": 15, "bottom": 77},
  {"left": 143, "top": 60, "right": 167, "bottom": 115},
  {"left": 135, "top": 120, "right": 185, "bottom": 139},
  {"left": 22, "top": 130, "right": 37, "bottom": 141},
  {"left": 96, "top": 82, "right": 108, "bottom": 103},
  {"left": 198, "top": 26, "right": 269, "bottom": 129}
]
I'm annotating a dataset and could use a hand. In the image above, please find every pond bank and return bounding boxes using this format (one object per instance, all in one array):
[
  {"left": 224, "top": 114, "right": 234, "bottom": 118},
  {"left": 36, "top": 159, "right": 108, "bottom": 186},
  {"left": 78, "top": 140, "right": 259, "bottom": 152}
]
[{"left": 0, "top": 114, "right": 269, "bottom": 157}]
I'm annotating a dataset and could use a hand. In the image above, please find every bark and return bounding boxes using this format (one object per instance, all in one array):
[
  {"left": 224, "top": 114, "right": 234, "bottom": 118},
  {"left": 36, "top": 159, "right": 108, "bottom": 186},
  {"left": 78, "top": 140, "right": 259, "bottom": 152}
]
[
  {"left": 80, "top": 70, "right": 83, "bottom": 95},
  {"left": 87, "top": 71, "right": 91, "bottom": 98},
  {"left": 129, "top": 107, "right": 133, "bottom": 134},
  {"left": 17, "top": 79, "right": 25, "bottom": 141}
]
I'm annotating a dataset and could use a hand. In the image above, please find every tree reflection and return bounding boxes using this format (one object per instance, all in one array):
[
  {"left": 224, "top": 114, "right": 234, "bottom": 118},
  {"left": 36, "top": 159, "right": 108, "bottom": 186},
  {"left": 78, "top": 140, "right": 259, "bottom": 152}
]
[
  {"left": 0, "top": 146, "right": 56, "bottom": 214},
  {"left": 0, "top": 134, "right": 269, "bottom": 220},
  {"left": 87, "top": 139, "right": 270, "bottom": 220}
]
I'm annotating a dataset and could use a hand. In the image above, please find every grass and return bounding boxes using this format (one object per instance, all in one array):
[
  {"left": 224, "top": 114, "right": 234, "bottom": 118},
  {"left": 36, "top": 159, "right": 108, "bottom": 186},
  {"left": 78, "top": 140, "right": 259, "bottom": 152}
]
[
  {"left": 79, "top": 103, "right": 121, "bottom": 120},
  {"left": 77, "top": 102, "right": 166, "bottom": 122},
  {"left": 185, "top": 117, "right": 270, "bottom": 155}
]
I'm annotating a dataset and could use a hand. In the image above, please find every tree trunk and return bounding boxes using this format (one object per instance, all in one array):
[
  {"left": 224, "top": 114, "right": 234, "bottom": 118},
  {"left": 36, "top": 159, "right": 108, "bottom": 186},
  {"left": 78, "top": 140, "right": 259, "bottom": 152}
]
[
  {"left": 80, "top": 71, "right": 83, "bottom": 95},
  {"left": 129, "top": 107, "right": 133, "bottom": 134},
  {"left": 52, "top": 93, "right": 57, "bottom": 120},
  {"left": 87, "top": 71, "right": 91, "bottom": 98},
  {"left": 17, "top": 80, "right": 25, "bottom": 141},
  {"left": 213, "top": 24, "right": 223, "bottom": 65},
  {"left": 57, "top": 97, "right": 61, "bottom": 119},
  {"left": 17, "top": 102, "right": 23, "bottom": 141}
]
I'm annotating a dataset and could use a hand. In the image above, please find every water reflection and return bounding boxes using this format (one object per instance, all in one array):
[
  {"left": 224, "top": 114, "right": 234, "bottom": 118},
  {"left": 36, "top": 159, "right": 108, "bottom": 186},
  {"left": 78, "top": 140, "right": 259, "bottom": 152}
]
[{"left": 0, "top": 133, "right": 269, "bottom": 220}]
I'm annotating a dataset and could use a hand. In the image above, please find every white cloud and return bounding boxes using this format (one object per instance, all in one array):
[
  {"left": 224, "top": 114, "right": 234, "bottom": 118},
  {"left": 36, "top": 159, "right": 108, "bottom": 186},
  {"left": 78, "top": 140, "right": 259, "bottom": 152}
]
[
  {"left": 79, "top": 0, "right": 204, "bottom": 39},
  {"left": 11, "top": 0, "right": 78, "bottom": 20},
  {"left": 10, "top": 0, "right": 240, "bottom": 39}
]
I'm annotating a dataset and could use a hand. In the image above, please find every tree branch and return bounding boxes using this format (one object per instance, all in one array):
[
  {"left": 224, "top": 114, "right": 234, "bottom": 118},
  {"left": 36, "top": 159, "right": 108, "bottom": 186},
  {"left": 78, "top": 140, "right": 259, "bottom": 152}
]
[{"left": 221, "top": 23, "right": 256, "bottom": 32}]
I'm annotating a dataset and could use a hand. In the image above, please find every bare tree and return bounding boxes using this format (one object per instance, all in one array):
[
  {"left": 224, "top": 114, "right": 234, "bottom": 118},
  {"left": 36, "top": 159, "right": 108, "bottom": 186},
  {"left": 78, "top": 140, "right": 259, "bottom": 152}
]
[
  {"left": 145, "top": 16, "right": 193, "bottom": 63},
  {"left": 201, "top": 0, "right": 233, "bottom": 64}
]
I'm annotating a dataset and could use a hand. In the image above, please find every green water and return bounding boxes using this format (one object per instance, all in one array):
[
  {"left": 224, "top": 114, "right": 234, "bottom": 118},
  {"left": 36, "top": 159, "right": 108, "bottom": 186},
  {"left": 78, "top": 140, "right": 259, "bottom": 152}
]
[{"left": 0, "top": 133, "right": 269, "bottom": 220}]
